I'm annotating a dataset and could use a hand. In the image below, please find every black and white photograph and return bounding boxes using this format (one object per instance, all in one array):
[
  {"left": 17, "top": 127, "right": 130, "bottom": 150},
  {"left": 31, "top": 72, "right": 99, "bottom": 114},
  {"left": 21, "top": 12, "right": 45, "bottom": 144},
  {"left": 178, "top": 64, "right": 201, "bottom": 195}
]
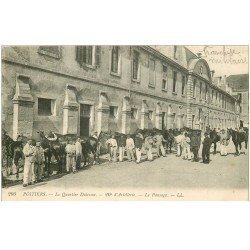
[{"left": 1, "top": 45, "right": 249, "bottom": 200}]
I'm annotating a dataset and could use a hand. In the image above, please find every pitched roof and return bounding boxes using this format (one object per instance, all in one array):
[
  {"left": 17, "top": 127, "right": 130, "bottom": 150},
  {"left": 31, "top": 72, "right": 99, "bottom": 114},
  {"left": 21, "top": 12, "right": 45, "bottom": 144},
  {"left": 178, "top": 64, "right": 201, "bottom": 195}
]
[{"left": 227, "top": 74, "right": 249, "bottom": 91}]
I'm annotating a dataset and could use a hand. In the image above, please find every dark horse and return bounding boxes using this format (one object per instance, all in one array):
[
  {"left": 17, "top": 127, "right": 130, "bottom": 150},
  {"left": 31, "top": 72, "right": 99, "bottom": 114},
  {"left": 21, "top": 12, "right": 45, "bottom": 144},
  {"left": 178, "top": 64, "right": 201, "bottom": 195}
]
[
  {"left": 209, "top": 129, "right": 221, "bottom": 154},
  {"left": 81, "top": 131, "right": 110, "bottom": 165},
  {"left": 228, "top": 128, "right": 248, "bottom": 156},
  {"left": 38, "top": 131, "right": 66, "bottom": 176},
  {"left": 162, "top": 129, "right": 175, "bottom": 154},
  {"left": 2, "top": 130, "right": 27, "bottom": 179}
]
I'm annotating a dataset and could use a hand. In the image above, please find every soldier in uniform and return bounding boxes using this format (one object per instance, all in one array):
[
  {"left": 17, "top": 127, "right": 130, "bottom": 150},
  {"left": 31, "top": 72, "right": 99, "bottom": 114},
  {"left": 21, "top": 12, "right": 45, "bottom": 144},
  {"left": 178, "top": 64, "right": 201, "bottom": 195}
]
[
  {"left": 117, "top": 134, "right": 126, "bottom": 162},
  {"left": 182, "top": 133, "right": 191, "bottom": 160},
  {"left": 153, "top": 132, "right": 166, "bottom": 157},
  {"left": 65, "top": 140, "right": 76, "bottom": 173},
  {"left": 126, "top": 134, "right": 135, "bottom": 162},
  {"left": 201, "top": 132, "right": 212, "bottom": 164},
  {"left": 144, "top": 134, "right": 154, "bottom": 161},
  {"left": 190, "top": 130, "right": 201, "bottom": 162},
  {"left": 106, "top": 134, "right": 118, "bottom": 162},
  {"left": 23, "top": 139, "right": 36, "bottom": 187},
  {"left": 175, "top": 131, "right": 185, "bottom": 157},
  {"left": 220, "top": 129, "right": 228, "bottom": 156},
  {"left": 75, "top": 138, "right": 82, "bottom": 170},
  {"left": 134, "top": 132, "right": 144, "bottom": 164},
  {"left": 34, "top": 141, "right": 45, "bottom": 182}
]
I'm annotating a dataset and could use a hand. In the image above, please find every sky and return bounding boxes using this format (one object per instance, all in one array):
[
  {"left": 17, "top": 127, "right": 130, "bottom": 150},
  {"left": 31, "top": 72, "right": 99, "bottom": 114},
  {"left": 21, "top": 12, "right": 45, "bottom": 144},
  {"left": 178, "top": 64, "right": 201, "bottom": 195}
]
[{"left": 186, "top": 46, "right": 248, "bottom": 77}]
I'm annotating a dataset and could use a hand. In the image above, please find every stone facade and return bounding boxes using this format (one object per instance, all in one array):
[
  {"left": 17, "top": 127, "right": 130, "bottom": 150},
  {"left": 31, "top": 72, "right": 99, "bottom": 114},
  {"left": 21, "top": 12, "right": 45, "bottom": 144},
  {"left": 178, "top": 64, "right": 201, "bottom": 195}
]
[{"left": 1, "top": 45, "right": 240, "bottom": 138}]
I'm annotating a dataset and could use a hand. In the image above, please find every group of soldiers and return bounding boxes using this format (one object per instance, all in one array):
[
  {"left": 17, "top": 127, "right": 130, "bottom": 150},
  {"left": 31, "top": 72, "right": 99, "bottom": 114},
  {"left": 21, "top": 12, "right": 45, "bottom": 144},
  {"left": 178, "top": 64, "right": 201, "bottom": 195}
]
[
  {"left": 19, "top": 126, "right": 238, "bottom": 187},
  {"left": 105, "top": 132, "right": 164, "bottom": 163}
]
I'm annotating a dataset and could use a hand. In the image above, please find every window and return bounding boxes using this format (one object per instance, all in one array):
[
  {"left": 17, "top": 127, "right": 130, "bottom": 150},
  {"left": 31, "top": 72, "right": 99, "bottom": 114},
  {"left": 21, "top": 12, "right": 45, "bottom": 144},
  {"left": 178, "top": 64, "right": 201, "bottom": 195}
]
[
  {"left": 148, "top": 110, "right": 153, "bottom": 120},
  {"left": 149, "top": 58, "right": 155, "bottom": 86},
  {"left": 38, "top": 98, "right": 56, "bottom": 116},
  {"left": 205, "top": 85, "right": 208, "bottom": 100},
  {"left": 200, "top": 66, "right": 203, "bottom": 75},
  {"left": 181, "top": 75, "right": 186, "bottom": 95},
  {"left": 162, "top": 65, "right": 168, "bottom": 90},
  {"left": 111, "top": 46, "right": 119, "bottom": 74},
  {"left": 76, "top": 46, "right": 101, "bottom": 67},
  {"left": 76, "top": 46, "right": 93, "bottom": 65},
  {"left": 200, "top": 82, "right": 203, "bottom": 99},
  {"left": 162, "top": 79, "right": 167, "bottom": 90},
  {"left": 132, "top": 51, "right": 140, "bottom": 80},
  {"left": 109, "top": 106, "right": 118, "bottom": 119},
  {"left": 38, "top": 46, "right": 61, "bottom": 59},
  {"left": 193, "top": 79, "right": 196, "bottom": 97},
  {"left": 174, "top": 46, "right": 177, "bottom": 59},
  {"left": 162, "top": 112, "right": 166, "bottom": 129},
  {"left": 173, "top": 71, "right": 177, "bottom": 93},
  {"left": 131, "top": 108, "right": 138, "bottom": 119}
]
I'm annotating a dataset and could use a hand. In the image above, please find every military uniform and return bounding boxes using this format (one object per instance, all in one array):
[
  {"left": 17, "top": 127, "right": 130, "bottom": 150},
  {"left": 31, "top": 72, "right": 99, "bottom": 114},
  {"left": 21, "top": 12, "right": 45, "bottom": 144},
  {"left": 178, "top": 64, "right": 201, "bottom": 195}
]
[
  {"left": 23, "top": 142, "right": 36, "bottom": 186},
  {"left": 153, "top": 134, "right": 166, "bottom": 157},
  {"left": 106, "top": 137, "right": 118, "bottom": 162},
  {"left": 126, "top": 137, "right": 135, "bottom": 161},
  {"left": 134, "top": 134, "right": 144, "bottom": 163},
  {"left": 220, "top": 131, "right": 228, "bottom": 156},
  {"left": 190, "top": 132, "right": 201, "bottom": 162},
  {"left": 65, "top": 143, "right": 76, "bottom": 173},
  {"left": 117, "top": 135, "right": 126, "bottom": 162},
  {"left": 183, "top": 135, "right": 191, "bottom": 160},
  {"left": 75, "top": 139, "right": 82, "bottom": 169},
  {"left": 202, "top": 136, "right": 212, "bottom": 163},
  {"left": 34, "top": 143, "right": 45, "bottom": 182},
  {"left": 144, "top": 136, "right": 154, "bottom": 161},
  {"left": 175, "top": 133, "right": 185, "bottom": 156}
]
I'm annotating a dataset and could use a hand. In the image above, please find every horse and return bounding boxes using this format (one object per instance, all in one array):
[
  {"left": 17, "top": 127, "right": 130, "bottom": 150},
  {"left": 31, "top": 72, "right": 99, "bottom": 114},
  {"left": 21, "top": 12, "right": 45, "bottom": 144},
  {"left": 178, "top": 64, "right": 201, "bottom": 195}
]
[
  {"left": 81, "top": 131, "right": 110, "bottom": 165},
  {"left": 81, "top": 138, "right": 91, "bottom": 166},
  {"left": 162, "top": 129, "right": 175, "bottom": 154},
  {"left": 228, "top": 128, "right": 248, "bottom": 156},
  {"left": 209, "top": 129, "right": 221, "bottom": 154},
  {"left": 2, "top": 129, "right": 13, "bottom": 175},
  {"left": 2, "top": 130, "right": 27, "bottom": 179},
  {"left": 38, "top": 131, "right": 66, "bottom": 176}
]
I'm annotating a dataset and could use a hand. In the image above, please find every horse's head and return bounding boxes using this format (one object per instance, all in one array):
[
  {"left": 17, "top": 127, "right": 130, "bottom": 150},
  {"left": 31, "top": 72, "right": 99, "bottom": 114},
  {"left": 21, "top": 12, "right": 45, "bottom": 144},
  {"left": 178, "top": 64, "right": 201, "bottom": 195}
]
[
  {"left": 227, "top": 128, "right": 233, "bottom": 136},
  {"left": 37, "top": 131, "right": 45, "bottom": 139}
]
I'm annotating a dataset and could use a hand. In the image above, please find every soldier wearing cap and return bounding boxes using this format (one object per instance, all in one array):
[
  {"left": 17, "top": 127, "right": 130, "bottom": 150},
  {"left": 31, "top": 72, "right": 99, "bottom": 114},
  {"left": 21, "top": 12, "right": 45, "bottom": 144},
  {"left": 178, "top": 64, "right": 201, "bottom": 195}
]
[
  {"left": 34, "top": 141, "right": 45, "bottom": 182},
  {"left": 201, "top": 132, "right": 212, "bottom": 164},
  {"left": 106, "top": 134, "right": 118, "bottom": 162},
  {"left": 22, "top": 138, "right": 36, "bottom": 187},
  {"left": 117, "top": 134, "right": 126, "bottom": 162},
  {"left": 126, "top": 134, "right": 135, "bottom": 162},
  {"left": 134, "top": 132, "right": 144, "bottom": 163},
  {"left": 153, "top": 131, "right": 166, "bottom": 158},
  {"left": 65, "top": 140, "right": 76, "bottom": 173},
  {"left": 220, "top": 129, "right": 228, "bottom": 156},
  {"left": 190, "top": 130, "right": 201, "bottom": 162}
]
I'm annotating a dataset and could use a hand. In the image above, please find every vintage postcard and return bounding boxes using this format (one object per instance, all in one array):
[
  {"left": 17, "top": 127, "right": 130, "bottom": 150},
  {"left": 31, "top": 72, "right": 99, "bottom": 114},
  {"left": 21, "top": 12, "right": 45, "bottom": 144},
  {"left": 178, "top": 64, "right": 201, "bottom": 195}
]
[{"left": 1, "top": 45, "right": 249, "bottom": 201}]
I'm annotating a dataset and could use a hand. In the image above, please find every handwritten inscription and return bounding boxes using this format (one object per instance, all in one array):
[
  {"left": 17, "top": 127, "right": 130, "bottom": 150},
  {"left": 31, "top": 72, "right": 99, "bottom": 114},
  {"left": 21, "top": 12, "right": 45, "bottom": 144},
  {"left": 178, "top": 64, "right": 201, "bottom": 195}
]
[{"left": 198, "top": 46, "right": 248, "bottom": 64}]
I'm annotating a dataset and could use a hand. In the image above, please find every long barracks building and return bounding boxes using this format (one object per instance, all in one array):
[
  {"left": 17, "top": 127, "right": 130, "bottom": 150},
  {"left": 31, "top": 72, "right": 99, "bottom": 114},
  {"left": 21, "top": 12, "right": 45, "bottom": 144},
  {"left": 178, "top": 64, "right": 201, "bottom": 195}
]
[{"left": 1, "top": 46, "right": 240, "bottom": 139}]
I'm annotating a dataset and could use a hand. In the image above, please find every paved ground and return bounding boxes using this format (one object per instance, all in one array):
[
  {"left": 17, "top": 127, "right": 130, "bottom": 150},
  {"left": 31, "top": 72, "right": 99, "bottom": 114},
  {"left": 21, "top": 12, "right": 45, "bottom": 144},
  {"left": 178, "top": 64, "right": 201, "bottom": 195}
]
[{"left": 2, "top": 140, "right": 248, "bottom": 196}]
